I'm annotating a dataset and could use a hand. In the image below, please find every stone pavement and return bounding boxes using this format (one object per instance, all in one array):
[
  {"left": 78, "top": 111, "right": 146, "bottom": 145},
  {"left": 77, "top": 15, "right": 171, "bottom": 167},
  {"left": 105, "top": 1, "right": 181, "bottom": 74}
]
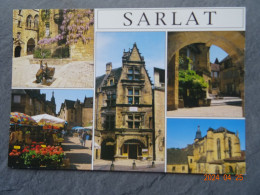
[
  {"left": 62, "top": 136, "right": 92, "bottom": 170},
  {"left": 12, "top": 55, "right": 94, "bottom": 88},
  {"left": 94, "top": 159, "right": 165, "bottom": 172},
  {"left": 167, "top": 105, "right": 243, "bottom": 118}
]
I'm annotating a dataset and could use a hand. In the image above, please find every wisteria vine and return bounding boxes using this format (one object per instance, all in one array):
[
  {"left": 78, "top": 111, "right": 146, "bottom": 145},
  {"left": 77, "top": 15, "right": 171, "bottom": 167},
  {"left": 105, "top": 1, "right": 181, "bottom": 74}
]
[{"left": 38, "top": 9, "right": 94, "bottom": 46}]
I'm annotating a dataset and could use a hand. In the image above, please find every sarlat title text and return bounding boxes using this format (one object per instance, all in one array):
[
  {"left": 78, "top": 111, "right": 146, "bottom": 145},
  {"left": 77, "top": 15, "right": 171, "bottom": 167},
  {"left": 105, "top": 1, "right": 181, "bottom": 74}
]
[{"left": 123, "top": 11, "right": 217, "bottom": 26}]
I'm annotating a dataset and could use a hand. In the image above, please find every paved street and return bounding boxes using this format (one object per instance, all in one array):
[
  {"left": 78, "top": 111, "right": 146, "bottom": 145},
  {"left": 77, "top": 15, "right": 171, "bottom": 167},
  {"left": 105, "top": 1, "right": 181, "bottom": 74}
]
[
  {"left": 94, "top": 159, "right": 165, "bottom": 172},
  {"left": 62, "top": 136, "right": 92, "bottom": 170},
  {"left": 167, "top": 97, "right": 243, "bottom": 118},
  {"left": 12, "top": 55, "right": 94, "bottom": 88}
]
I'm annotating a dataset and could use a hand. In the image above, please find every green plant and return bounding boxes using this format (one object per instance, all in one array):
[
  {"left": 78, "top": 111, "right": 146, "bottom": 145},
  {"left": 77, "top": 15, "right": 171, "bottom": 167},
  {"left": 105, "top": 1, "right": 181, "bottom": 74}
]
[
  {"left": 33, "top": 48, "right": 51, "bottom": 59},
  {"left": 179, "top": 70, "right": 208, "bottom": 107}
]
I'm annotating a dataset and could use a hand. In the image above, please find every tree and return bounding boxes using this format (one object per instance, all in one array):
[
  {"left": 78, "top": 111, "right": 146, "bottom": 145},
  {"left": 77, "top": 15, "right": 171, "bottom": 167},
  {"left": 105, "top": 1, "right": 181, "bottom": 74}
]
[{"left": 179, "top": 56, "right": 208, "bottom": 107}]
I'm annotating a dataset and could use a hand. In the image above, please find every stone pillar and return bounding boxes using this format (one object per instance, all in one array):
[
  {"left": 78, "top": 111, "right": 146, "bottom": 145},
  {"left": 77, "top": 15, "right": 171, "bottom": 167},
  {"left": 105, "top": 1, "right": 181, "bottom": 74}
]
[{"left": 167, "top": 51, "right": 179, "bottom": 111}]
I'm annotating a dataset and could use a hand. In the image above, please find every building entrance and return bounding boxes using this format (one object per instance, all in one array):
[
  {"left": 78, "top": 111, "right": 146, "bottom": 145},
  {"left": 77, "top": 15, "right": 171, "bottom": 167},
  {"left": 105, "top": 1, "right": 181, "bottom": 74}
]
[
  {"left": 128, "top": 144, "right": 138, "bottom": 159},
  {"left": 122, "top": 139, "right": 144, "bottom": 159},
  {"left": 14, "top": 46, "right": 21, "bottom": 57},
  {"left": 101, "top": 138, "right": 115, "bottom": 160},
  {"left": 27, "top": 38, "right": 35, "bottom": 55}
]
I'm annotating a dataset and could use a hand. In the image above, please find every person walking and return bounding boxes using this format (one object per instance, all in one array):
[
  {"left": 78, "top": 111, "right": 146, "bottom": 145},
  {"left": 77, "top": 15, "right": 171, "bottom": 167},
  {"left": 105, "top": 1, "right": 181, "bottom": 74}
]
[{"left": 82, "top": 131, "right": 87, "bottom": 147}]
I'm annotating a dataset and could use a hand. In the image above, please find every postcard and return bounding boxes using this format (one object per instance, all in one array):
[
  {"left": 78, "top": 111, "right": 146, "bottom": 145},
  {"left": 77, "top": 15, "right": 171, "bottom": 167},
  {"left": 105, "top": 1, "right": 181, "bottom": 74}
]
[{"left": 9, "top": 8, "right": 245, "bottom": 174}]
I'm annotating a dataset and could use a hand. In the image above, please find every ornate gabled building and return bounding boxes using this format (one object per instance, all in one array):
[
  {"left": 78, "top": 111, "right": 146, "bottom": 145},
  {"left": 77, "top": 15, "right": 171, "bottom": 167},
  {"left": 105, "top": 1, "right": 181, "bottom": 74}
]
[
  {"left": 95, "top": 43, "right": 161, "bottom": 161},
  {"left": 167, "top": 126, "right": 246, "bottom": 174}
]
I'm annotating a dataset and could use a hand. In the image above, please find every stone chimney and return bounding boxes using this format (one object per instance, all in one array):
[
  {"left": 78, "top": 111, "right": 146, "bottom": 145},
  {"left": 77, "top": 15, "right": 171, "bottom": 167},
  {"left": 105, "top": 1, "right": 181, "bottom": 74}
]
[{"left": 106, "top": 62, "right": 112, "bottom": 75}]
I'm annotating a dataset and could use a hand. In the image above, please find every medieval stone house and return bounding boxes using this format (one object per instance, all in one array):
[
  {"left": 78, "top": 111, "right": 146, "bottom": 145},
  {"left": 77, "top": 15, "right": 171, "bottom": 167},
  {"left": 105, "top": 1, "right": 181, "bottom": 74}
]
[
  {"left": 13, "top": 9, "right": 94, "bottom": 61},
  {"left": 13, "top": 9, "right": 39, "bottom": 57},
  {"left": 167, "top": 126, "right": 246, "bottom": 174},
  {"left": 11, "top": 89, "right": 56, "bottom": 116},
  {"left": 58, "top": 97, "right": 93, "bottom": 129},
  {"left": 94, "top": 43, "right": 165, "bottom": 161}
]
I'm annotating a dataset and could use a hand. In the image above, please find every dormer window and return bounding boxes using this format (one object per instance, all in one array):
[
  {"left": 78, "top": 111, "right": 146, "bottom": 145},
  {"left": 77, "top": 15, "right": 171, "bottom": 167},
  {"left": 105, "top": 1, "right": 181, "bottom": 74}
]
[
  {"left": 127, "top": 67, "right": 140, "bottom": 80},
  {"left": 110, "top": 79, "right": 114, "bottom": 86}
]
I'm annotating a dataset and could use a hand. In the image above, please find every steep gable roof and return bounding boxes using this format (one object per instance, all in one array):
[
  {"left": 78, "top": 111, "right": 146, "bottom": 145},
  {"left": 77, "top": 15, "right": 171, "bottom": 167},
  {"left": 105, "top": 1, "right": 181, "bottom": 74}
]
[
  {"left": 83, "top": 97, "right": 93, "bottom": 108},
  {"left": 64, "top": 99, "right": 76, "bottom": 109},
  {"left": 96, "top": 67, "right": 122, "bottom": 90}
]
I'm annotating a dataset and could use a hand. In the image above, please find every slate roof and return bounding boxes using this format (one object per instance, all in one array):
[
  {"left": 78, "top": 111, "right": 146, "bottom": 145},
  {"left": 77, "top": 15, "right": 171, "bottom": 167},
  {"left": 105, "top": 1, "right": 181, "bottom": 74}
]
[
  {"left": 12, "top": 89, "right": 26, "bottom": 95},
  {"left": 211, "top": 63, "right": 220, "bottom": 72},
  {"left": 96, "top": 67, "right": 122, "bottom": 90},
  {"left": 167, "top": 146, "right": 194, "bottom": 164},
  {"left": 197, "top": 156, "right": 206, "bottom": 163},
  {"left": 212, "top": 127, "right": 235, "bottom": 134},
  {"left": 83, "top": 97, "right": 93, "bottom": 108},
  {"left": 64, "top": 100, "right": 76, "bottom": 109}
]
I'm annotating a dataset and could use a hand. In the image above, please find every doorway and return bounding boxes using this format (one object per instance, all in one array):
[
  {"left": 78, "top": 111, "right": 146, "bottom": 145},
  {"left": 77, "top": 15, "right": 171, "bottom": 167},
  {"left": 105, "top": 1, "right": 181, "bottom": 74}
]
[
  {"left": 14, "top": 46, "right": 21, "bottom": 57},
  {"left": 128, "top": 144, "right": 138, "bottom": 159}
]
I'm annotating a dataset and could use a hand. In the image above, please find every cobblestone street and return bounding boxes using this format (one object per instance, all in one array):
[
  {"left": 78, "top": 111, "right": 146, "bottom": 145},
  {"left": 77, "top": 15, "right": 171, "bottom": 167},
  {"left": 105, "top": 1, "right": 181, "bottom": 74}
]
[
  {"left": 167, "top": 97, "right": 243, "bottom": 118},
  {"left": 62, "top": 136, "right": 92, "bottom": 170},
  {"left": 12, "top": 55, "right": 94, "bottom": 88},
  {"left": 94, "top": 159, "right": 165, "bottom": 172}
]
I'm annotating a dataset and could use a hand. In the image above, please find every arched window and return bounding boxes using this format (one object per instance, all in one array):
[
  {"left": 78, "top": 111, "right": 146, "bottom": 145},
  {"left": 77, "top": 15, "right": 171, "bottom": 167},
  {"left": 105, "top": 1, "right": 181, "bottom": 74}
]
[
  {"left": 26, "top": 15, "right": 33, "bottom": 28},
  {"left": 228, "top": 138, "right": 232, "bottom": 158},
  {"left": 217, "top": 138, "right": 221, "bottom": 159},
  {"left": 34, "top": 15, "right": 39, "bottom": 29}
]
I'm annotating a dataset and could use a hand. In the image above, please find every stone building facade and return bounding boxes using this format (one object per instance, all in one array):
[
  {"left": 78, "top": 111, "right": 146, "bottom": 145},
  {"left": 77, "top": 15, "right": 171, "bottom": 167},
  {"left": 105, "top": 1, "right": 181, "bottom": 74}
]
[
  {"left": 13, "top": 9, "right": 94, "bottom": 61},
  {"left": 38, "top": 9, "right": 94, "bottom": 61},
  {"left": 153, "top": 68, "right": 165, "bottom": 161},
  {"left": 167, "top": 31, "right": 245, "bottom": 111},
  {"left": 13, "top": 9, "right": 39, "bottom": 57},
  {"left": 11, "top": 89, "right": 56, "bottom": 116},
  {"left": 58, "top": 97, "right": 93, "bottom": 129},
  {"left": 94, "top": 43, "right": 165, "bottom": 162},
  {"left": 219, "top": 56, "right": 243, "bottom": 97},
  {"left": 167, "top": 126, "right": 246, "bottom": 174}
]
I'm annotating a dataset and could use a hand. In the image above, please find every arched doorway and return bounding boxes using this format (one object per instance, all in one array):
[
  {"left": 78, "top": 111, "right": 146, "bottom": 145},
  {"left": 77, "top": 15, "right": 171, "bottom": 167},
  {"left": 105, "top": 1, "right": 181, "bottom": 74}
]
[
  {"left": 121, "top": 139, "right": 145, "bottom": 159},
  {"left": 101, "top": 138, "right": 115, "bottom": 160},
  {"left": 167, "top": 31, "right": 245, "bottom": 115},
  {"left": 14, "top": 46, "right": 21, "bottom": 57},
  {"left": 27, "top": 38, "right": 35, "bottom": 55}
]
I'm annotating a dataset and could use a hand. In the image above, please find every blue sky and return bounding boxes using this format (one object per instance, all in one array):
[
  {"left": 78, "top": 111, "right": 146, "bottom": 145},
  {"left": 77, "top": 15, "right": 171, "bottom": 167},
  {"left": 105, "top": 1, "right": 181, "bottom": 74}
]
[
  {"left": 95, "top": 32, "right": 166, "bottom": 83},
  {"left": 210, "top": 45, "right": 228, "bottom": 63},
  {"left": 167, "top": 118, "right": 245, "bottom": 150},
  {"left": 40, "top": 89, "right": 93, "bottom": 114}
]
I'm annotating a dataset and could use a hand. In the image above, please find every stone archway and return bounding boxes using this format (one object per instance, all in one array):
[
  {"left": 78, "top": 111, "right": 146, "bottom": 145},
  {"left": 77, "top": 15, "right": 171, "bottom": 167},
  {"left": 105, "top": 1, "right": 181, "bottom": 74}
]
[
  {"left": 167, "top": 31, "right": 245, "bottom": 114},
  {"left": 101, "top": 138, "right": 115, "bottom": 160},
  {"left": 14, "top": 46, "right": 21, "bottom": 57},
  {"left": 27, "top": 38, "right": 35, "bottom": 55},
  {"left": 120, "top": 139, "right": 146, "bottom": 159}
]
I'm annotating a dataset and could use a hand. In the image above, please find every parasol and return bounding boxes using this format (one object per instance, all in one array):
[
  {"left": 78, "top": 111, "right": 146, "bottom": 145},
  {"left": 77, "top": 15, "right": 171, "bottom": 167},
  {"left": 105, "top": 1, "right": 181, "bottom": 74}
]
[
  {"left": 32, "top": 114, "right": 66, "bottom": 130},
  {"left": 10, "top": 112, "right": 37, "bottom": 125}
]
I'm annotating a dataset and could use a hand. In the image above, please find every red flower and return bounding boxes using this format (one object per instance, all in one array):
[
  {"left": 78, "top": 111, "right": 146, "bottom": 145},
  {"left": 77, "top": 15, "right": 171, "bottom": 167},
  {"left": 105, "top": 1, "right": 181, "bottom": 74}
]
[
  {"left": 32, "top": 155, "right": 35, "bottom": 158},
  {"left": 32, "top": 141, "right": 37, "bottom": 144},
  {"left": 9, "top": 152, "right": 15, "bottom": 156}
]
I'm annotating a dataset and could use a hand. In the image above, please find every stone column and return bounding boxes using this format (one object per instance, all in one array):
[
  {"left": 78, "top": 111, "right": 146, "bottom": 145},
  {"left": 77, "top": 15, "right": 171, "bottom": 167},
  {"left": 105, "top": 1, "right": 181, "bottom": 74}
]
[{"left": 167, "top": 51, "right": 179, "bottom": 111}]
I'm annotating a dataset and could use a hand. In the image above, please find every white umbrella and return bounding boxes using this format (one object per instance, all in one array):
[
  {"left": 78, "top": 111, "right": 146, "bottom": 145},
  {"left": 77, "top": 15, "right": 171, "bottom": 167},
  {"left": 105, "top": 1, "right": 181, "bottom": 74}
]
[{"left": 32, "top": 114, "right": 66, "bottom": 125}]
